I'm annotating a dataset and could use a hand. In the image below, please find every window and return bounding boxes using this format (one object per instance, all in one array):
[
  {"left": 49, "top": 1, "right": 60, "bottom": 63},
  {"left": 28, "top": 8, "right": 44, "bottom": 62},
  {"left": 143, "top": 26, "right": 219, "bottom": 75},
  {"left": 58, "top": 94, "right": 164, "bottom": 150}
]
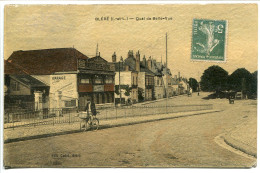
[
  {"left": 80, "top": 78, "right": 90, "bottom": 84},
  {"left": 95, "top": 78, "right": 103, "bottom": 84},
  {"left": 105, "top": 76, "right": 113, "bottom": 84},
  {"left": 11, "top": 81, "right": 20, "bottom": 91},
  {"left": 65, "top": 99, "right": 76, "bottom": 107}
]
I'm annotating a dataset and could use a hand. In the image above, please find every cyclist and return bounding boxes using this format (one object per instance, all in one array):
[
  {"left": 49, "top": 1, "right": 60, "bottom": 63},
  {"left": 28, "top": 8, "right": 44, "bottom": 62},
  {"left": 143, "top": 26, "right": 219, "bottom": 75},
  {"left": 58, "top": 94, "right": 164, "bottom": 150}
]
[{"left": 84, "top": 99, "right": 97, "bottom": 125}]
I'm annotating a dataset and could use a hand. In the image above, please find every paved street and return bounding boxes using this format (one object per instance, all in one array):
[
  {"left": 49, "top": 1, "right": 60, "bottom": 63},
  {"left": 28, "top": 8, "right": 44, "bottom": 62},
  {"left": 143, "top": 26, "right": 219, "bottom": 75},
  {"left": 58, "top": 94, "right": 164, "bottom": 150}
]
[{"left": 4, "top": 92, "right": 257, "bottom": 168}]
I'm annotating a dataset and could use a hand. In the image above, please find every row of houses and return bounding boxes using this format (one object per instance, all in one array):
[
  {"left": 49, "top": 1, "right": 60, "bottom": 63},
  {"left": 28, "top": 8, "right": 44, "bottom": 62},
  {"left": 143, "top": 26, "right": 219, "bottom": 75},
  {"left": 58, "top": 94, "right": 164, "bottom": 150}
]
[
  {"left": 4, "top": 48, "right": 189, "bottom": 112},
  {"left": 112, "top": 50, "right": 189, "bottom": 104}
]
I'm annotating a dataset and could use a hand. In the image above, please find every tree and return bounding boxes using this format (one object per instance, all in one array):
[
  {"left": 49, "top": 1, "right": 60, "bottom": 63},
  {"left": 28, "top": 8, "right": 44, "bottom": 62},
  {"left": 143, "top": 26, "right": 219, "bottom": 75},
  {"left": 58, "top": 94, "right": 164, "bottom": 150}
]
[
  {"left": 200, "top": 65, "right": 228, "bottom": 92},
  {"left": 251, "top": 71, "right": 257, "bottom": 96},
  {"left": 228, "top": 68, "right": 252, "bottom": 92},
  {"left": 188, "top": 78, "right": 198, "bottom": 92}
]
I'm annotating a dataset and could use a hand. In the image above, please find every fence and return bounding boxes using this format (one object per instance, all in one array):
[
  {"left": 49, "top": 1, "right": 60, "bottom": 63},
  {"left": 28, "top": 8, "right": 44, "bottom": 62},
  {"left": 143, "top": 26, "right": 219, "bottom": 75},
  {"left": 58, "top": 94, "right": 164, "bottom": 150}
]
[{"left": 4, "top": 104, "right": 213, "bottom": 129}]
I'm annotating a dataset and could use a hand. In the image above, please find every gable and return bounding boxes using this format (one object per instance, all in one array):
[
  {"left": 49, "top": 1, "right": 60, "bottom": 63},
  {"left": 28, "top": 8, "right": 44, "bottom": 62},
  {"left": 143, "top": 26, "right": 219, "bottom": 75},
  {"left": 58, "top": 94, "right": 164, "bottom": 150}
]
[{"left": 88, "top": 56, "right": 108, "bottom": 63}]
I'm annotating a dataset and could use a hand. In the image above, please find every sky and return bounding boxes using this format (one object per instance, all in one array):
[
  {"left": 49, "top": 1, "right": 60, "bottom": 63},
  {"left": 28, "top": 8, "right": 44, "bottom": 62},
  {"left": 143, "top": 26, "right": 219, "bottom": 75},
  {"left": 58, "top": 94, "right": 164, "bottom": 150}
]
[{"left": 4, "top": 4, "right": 258, "bottom": 80}]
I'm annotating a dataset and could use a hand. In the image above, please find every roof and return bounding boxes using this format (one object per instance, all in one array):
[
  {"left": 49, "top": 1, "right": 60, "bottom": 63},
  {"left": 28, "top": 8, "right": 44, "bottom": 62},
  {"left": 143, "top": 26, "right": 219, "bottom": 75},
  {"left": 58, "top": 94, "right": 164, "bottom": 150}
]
[
  {"left": 88, "top": 56, "right": 108, "bottom": 63},
  {"left": 10, "top": 75, "right": 48, "bottom": 88},
  {"left": 140, "top": 67, "right": 155, "bottom": 75},
  {"left": 6, "top": 48, "right": 88, "bottom": 75},
  {"left": 114, "top": 56, "right": 137, "bottom": 72},
  {"left": 171, "top": 79, "right": 179, "bottom": 85},
  {"left": 4, "top": 60, "right": 28, "bottom": 75},
  {"left": 124, "top": 56, "right": 136, "bottom": 71}
]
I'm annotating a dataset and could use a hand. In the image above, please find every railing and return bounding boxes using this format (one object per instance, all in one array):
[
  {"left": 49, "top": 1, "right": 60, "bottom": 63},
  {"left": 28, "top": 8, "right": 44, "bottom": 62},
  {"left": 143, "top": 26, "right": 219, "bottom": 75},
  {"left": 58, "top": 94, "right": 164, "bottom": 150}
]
[{"left": 4, "top": 104, "right": 213, "bottom": 129}]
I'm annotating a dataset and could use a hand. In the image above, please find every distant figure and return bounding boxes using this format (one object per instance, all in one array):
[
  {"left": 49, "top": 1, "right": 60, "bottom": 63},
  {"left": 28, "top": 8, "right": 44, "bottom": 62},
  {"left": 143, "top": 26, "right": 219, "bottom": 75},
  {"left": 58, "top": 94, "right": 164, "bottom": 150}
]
[
  {"left": 228, "top": 93, "right": 235, "bottom": 104},
  {"left": 188, "top": 88, "right": 193, "bottom": 97}
]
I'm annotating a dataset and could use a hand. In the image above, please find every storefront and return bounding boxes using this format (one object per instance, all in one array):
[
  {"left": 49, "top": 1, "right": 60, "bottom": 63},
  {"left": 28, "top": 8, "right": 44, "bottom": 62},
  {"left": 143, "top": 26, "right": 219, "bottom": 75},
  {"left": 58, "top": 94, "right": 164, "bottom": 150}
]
[{"left": 77, "top": 56, "right": 115, "bottom": 110}]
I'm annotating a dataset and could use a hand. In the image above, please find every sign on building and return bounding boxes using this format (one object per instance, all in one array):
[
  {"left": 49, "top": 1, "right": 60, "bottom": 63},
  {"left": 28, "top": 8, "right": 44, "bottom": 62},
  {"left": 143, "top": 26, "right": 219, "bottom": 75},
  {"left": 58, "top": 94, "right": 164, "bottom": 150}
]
[{"left": 93, "top": 85, "right": 104, "bottom": 92}]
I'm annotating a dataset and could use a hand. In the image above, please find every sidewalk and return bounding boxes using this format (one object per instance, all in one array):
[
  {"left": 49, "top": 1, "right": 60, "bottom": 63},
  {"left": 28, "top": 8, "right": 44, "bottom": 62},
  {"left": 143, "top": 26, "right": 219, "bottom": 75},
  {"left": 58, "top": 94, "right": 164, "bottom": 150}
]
[
  {"left": 222, "top": 115, "right": 257, "bottom": 158},
  {"left": 4, "top": 109, "right": 221, "bottom": 144},
  {"left": 133, "top": 95, "right": 184, "bottom": 106}
]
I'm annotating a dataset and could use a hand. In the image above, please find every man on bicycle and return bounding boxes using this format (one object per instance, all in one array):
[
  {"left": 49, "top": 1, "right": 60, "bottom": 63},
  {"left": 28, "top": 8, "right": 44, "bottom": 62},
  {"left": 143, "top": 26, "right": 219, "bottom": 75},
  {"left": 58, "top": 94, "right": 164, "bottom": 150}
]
[{"left": 85, "top": 99, "right": 97, "bottom": 125}]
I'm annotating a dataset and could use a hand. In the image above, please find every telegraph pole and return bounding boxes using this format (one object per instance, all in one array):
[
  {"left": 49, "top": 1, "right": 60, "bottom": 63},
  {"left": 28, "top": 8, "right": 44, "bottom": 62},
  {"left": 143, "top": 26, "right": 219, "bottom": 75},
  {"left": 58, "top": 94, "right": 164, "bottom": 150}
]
[
  {"left": 166, "top": 33, "right": 168, "bottom": 113},
  {"left": 119, "top": 57, "right": 122, "bottom": 106}
]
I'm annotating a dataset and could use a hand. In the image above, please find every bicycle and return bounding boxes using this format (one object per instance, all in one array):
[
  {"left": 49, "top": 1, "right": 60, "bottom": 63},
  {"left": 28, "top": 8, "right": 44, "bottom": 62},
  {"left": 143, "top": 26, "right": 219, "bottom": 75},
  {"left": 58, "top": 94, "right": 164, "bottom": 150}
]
[{"left": 78, "top": 112, "right": 99, "bottom": 131}]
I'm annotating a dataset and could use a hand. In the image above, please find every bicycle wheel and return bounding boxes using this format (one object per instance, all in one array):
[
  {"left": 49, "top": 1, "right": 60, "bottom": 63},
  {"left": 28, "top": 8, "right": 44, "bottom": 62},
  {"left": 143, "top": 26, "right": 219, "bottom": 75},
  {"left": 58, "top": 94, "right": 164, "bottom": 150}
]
[{"left": 91, "top": 118, "right": 99, "bottom": 131}]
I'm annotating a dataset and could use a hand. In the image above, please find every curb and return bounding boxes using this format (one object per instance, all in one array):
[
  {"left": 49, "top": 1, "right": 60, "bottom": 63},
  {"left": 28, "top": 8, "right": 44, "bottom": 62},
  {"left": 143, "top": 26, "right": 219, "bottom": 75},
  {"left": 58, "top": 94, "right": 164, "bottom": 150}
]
[
  {"left": 223, "top": 134, "right": 257, "bottom": 158},
  {"left": 214, "top": 135, "right": 256, "bottom": 162},
  {"left": 4, "top": 109, "right": 222, "bottom": 144}
]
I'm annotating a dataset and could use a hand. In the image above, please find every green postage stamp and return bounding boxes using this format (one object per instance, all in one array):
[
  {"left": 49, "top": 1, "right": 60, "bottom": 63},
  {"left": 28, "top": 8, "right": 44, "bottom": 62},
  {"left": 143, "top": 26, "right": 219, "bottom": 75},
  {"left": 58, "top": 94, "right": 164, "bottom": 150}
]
[{"left": 191, "top": 19, "right": 227, "bottom": 62}]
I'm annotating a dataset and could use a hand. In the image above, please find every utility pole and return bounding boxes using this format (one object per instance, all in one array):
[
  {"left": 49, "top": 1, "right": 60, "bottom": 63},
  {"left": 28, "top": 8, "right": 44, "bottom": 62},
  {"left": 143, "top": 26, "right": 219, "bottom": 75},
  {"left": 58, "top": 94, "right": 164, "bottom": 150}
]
[
  {"left": 166, "top": 33, "right": 168, "bottom": 113},
  {"left": 119, "top": 57, "right": 122, "bottom": 106}
]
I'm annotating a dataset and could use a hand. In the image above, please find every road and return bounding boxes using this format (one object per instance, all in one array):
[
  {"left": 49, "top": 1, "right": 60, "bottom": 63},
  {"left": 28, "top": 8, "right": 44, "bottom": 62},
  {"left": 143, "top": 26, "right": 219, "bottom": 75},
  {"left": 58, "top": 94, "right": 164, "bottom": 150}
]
[{"left": 4, "top": 93, "right": 256, "bottom": 168}]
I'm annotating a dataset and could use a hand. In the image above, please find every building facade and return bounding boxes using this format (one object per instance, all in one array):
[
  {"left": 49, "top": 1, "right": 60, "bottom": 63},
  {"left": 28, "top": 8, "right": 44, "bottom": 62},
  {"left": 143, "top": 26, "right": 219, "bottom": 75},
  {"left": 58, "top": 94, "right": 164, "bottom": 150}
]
[
  {"left": 5, "top": 48, "right": 115, "bottom": 111},
  {"left": 113, "top": 51, "right": 139, "bottom": 104},
  {"left": 71, "top": 55, "right": 115, "bottom": 109}
]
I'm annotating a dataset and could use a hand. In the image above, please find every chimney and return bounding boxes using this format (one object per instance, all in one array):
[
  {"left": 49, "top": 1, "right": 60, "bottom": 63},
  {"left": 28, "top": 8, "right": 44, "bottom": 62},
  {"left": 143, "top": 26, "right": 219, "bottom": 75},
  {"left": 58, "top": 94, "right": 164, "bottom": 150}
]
[
  {"left": 112, "top": 52, "right": 116, "bottom": 62},
  {"left": 178, "top": 72, "right": 181, "bottom": 81},
  {"left": 175, "top": 75, "right": 177, "bottom": 80},
  {"left": 128, "top": 50, "right": 134, "bottom": 58},
  {"left": 125, "top": 65, "right": 129, "bottom": 71},
  {"left": 143, "top": 55, "right": 146, "bottom": 67},
  {"left": 147, "top": 56, "right": 152, "bottom": 70},
  {"left": 135, "top": 50, "right": 140, "bottom": 72}
]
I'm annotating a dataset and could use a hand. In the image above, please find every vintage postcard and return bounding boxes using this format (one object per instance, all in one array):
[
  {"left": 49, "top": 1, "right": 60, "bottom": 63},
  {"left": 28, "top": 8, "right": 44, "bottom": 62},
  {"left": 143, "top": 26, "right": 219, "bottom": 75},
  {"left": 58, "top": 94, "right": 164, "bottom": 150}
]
[{"left": 2, "top": 3, "right": 257, "bottom": 168}]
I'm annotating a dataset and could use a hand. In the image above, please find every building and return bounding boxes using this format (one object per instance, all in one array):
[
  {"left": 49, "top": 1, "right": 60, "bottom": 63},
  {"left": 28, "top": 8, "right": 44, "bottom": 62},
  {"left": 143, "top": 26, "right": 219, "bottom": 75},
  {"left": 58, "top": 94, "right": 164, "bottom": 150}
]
[
  {"left": 139, "top": 55, "right": 155, "bottom": 101},
  {"left": 145, "top": 57, "right": 165, "bottom": 99},
  {"left": 4, "top": 48, "right": 115, "bottom": 111},
  {"left": 77, "top": 54, "right": 115, "bottom": 109},
  {"left": 113, "top": 51, "right": 139, "bottom": 104},
  {"left": 4, "top": 74, "right": 49, "bottom": 111},
  {"left": 4, "top": 60, "right": 50, "bottom": 111},
  {"left": 171, "top": 76, "right": 179, "bottom": 95},
  {"left": 162, "top": 63, "right": 174, "bottom": 97}
]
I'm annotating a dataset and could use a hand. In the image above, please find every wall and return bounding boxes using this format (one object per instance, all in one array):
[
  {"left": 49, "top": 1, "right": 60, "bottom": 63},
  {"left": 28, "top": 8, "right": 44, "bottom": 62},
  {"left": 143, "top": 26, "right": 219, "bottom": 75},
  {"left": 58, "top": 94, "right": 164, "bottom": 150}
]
[
  {"left": 131, "top": 88, "right": 138, "bottom": 102},
  {"left": 131, "top": 72, "right": 138, "bottom": 86},
  {"left": 9, "top": 78, "right": 31, "bottom": 96},
  {"left": 31, "top": 75, "right": 50, "bottom": 85},
  {"left": 115, "top": 71, "right": 132, "bottom": 86},
  {"left": 138, "top": 72, "right": 145, "bottom": 90},
  {"left": 154, "top": 86, "right": 164, "bottom": 99},
  {"left": 49, "top": 74, "right": 78, "bottom": 108}
]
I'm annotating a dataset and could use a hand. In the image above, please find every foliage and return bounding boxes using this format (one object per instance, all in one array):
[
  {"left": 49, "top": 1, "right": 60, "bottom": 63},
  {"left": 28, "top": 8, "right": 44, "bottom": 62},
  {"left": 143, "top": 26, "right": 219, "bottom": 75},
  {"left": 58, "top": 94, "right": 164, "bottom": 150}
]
[
  {"left": 200, "top": 65, "right": 229, "bottom": 92},
  {"left": 115, "top": 85, "right": 132, "bottom": 96},
  {"left": 228, "top": 68, "right": 252, "bottom": 92},
  {"left": 115, "top": 85, "right": 120, "bottom": 95},
  {"left": 188, "top": 78, "right": 198, "bottom": 92},
  {"left": 251, "top": 71, "right": 257, "bottom": 95},
  {"left": 138, "top": 87, "right": 144, "bottom": 102},
  {"left": 124, "top": 85, "right": 132, "bottom": 96}
]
